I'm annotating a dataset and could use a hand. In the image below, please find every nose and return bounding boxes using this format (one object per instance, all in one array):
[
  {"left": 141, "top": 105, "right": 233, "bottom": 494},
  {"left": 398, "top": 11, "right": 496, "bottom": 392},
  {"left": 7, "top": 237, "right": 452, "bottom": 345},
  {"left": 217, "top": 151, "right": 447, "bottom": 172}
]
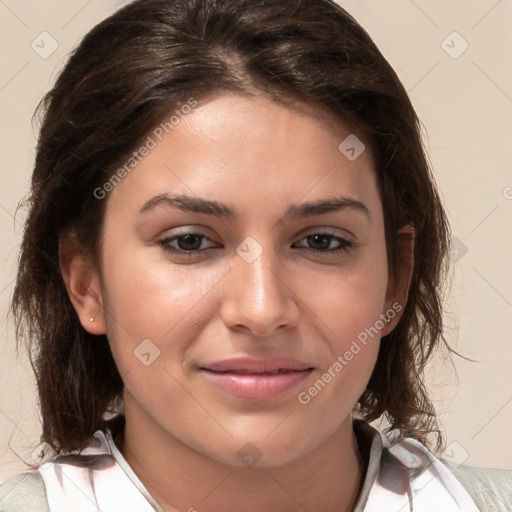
[{"left": 219, "top": 241, "right": 301, "bottom": 338}]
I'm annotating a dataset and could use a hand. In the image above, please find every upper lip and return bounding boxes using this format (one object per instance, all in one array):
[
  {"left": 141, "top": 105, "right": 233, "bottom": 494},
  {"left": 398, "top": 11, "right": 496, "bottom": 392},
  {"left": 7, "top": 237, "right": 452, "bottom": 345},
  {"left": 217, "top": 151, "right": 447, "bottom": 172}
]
[{"left": 200, "top": 356, "right": 314, "bottom": 374}]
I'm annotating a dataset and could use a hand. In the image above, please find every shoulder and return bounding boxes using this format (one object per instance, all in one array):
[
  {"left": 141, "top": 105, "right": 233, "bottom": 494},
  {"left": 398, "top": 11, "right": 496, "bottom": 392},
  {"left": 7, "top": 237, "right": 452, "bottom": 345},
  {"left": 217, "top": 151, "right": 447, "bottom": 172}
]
[
  {"left": 0, "top": 470, "right": 49, "bottom": 512},
  {"left": 443, "top": 462, "right": 512, "bottom": 512}
]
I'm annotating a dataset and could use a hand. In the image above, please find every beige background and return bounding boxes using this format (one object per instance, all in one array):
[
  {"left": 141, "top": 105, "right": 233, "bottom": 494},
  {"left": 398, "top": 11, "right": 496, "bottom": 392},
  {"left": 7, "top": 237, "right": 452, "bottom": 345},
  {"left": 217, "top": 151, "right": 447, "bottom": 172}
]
[{"left": 1, "top": 0, "right": 511, "bottom": 483}]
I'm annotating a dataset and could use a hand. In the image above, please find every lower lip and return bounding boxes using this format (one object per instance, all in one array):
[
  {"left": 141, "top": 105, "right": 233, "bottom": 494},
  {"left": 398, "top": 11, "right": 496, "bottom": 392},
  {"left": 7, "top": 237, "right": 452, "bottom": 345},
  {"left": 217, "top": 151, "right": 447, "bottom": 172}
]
[{"left": 200, "top": 369, "right": 313, "bottom": 400}]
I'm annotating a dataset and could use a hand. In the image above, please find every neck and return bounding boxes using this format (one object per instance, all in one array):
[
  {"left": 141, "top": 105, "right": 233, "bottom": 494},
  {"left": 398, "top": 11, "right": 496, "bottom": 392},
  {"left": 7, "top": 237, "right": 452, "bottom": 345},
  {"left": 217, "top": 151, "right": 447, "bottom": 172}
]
[{"left": 115, "top": 399, "right": 365, "bottom": 512}]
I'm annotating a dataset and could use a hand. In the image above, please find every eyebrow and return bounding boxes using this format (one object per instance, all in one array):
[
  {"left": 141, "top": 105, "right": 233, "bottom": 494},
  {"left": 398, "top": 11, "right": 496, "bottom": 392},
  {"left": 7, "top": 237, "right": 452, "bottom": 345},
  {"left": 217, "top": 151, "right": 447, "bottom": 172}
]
[{"left": 138, "top": 193, "right": 370, "bottom": 220}]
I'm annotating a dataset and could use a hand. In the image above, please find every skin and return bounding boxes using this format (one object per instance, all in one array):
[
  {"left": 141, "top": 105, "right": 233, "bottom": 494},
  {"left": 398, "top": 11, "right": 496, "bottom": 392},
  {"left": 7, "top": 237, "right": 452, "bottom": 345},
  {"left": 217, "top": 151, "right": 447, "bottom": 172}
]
[{"left": 61, "top": 91, "right": 413, "bottom": 512}]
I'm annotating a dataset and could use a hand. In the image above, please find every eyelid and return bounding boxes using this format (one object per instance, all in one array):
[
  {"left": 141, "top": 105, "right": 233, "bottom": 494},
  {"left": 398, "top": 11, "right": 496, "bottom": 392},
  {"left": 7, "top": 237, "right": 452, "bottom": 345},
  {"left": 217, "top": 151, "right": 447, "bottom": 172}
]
[
  {"left": 157, "top": 225, "right": 218, "bottom": 243},
  {"left": 295, "top": 226, "right": 355, "bottom": 242}
]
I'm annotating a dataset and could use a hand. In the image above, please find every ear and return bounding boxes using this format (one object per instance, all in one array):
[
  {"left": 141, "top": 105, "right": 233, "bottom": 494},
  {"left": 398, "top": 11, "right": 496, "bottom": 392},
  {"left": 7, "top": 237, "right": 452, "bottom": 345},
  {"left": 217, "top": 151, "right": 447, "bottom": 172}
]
[
  {"left": 381, "top": 224, "right": 415, "bottom": 336},
  {"left": 59, "top": 228, "right": 107, "bottom": 335}
]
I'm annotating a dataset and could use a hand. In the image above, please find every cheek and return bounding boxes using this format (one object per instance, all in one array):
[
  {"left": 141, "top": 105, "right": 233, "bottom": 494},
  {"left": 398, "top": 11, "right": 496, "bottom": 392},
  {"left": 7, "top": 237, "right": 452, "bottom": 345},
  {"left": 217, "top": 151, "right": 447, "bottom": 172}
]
[
  {"left": 296, "top": 237, "right": 388, "bottom": 403},
  {"left": 99, "top": 236, "right": 230, "bottom": 369},
  {"left": 295, "top": 277, "right": 384, "bottom": 435},
  {"left": 309, "top": 243, "right": 389, "bottom": 343},
  {"left": 98, "top": 254, "right": 203, "bottom": 414}
]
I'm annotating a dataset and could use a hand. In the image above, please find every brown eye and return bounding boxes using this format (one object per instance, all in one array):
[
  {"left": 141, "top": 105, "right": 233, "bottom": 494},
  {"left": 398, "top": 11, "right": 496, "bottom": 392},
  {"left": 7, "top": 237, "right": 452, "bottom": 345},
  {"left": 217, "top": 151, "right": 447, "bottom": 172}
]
[
  {"left": 294, "top": 233, "right": 355, "bottom": 255},
  {"left": 158, "top": 233, "right": 219, "bottom": 257},
  {"left": 174, "top": 234, "right": 203, "bottom": 251}
]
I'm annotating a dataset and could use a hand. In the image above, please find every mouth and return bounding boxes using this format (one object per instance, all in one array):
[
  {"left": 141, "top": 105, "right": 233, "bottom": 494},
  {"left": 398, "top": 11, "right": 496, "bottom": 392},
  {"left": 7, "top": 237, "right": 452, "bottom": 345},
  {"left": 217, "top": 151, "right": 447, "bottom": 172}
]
[
  {"left": 199, "top": 357, "right": 314, "bottom": 400},
  {"left": 207, "top": 368, "right": 304, "bottom": 374}
]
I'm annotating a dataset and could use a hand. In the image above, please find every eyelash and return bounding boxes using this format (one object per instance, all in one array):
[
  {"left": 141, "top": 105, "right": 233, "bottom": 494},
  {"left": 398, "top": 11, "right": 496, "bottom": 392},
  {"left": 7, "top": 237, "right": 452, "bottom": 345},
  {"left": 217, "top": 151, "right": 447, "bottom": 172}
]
[{"left": 157, "top": 232, "right": 356, "bottom": 258}]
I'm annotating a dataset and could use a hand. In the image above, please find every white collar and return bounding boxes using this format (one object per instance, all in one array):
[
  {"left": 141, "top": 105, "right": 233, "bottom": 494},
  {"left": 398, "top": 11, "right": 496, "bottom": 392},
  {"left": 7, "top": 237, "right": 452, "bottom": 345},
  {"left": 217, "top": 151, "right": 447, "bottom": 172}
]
[{"left": 34, "top": 419, "right": 478, "bottom": 511}]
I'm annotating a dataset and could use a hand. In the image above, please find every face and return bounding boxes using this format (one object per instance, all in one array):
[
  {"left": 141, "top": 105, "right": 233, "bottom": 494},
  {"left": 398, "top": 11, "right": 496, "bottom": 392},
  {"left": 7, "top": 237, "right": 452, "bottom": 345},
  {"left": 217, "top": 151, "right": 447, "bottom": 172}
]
[{"left": 79, "top": 91, "right": 404, "bottom": 466}]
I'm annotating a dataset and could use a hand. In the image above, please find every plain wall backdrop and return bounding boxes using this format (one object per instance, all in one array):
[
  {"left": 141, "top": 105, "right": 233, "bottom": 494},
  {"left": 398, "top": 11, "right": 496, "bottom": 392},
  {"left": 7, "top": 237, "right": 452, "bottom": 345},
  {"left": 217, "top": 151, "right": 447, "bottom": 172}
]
[{"left": 1, "top": 0, "right": 511, "bottom": 482}]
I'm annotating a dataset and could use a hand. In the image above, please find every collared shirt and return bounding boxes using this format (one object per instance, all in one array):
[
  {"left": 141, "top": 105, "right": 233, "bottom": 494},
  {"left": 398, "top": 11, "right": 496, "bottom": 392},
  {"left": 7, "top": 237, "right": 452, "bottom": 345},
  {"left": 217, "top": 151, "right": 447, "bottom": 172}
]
[{"left": 1, "top": 416, "right": 511, "bottom": 511}]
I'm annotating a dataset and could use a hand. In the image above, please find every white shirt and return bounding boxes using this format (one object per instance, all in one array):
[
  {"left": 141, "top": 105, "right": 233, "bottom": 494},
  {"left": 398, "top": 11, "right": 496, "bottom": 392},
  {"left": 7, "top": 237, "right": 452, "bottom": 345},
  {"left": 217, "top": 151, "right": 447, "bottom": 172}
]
[{"left": 22, "top": 418, "right": 481, "bottom": 511}]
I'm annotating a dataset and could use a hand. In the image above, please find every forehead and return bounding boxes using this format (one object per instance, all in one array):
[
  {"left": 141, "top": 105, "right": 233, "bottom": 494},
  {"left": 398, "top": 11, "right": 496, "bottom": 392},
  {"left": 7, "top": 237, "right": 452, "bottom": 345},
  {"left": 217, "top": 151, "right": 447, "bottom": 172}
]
[{"left": 106, "top": 91, "right": 380, "bottom": 220}]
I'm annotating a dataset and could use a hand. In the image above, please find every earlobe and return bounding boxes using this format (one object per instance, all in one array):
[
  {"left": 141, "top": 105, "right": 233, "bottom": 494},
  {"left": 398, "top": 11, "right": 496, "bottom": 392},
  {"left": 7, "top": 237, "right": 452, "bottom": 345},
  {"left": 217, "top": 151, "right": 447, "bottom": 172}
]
[
  {"left": 381, "top": 224, "right": 415, "bottom": 337},
  {"left": 59, "top": 229, "right": 107, "bottom": 335}
]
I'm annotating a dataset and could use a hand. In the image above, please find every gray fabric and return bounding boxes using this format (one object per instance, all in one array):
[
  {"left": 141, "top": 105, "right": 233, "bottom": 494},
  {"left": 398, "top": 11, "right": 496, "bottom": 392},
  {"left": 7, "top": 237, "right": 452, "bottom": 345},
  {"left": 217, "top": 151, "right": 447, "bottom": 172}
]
[
  {"left": 0, "top": 471, "right": 49, "bottom": 512},
  {"left": 445, "top": 462, "right": 512, "bottom": 512}
]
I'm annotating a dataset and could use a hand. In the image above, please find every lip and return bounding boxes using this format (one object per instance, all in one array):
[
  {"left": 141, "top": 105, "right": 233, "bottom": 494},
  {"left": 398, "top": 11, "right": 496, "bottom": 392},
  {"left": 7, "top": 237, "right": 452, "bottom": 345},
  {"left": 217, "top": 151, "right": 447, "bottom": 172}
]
[
  {"left": 199, "top": 356, "right": 314, "bottom": 400},
  {"left": 202, "top": 356, "right": 313, "bottom": 373}
]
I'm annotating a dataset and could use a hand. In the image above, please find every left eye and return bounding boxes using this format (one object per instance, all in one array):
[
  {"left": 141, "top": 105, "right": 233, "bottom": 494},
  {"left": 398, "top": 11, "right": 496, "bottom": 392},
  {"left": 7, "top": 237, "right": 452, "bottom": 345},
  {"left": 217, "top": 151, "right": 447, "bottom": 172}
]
[{"left": 293, "top": 233, "right": 354, "bottom": 254}]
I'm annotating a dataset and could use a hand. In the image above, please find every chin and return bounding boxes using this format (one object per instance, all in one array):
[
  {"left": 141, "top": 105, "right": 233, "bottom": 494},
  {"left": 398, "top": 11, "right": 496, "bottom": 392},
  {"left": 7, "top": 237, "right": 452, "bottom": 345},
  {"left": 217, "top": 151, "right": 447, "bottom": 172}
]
[{"left": 199, "top": 425, "right": 325, "bottom": 469}]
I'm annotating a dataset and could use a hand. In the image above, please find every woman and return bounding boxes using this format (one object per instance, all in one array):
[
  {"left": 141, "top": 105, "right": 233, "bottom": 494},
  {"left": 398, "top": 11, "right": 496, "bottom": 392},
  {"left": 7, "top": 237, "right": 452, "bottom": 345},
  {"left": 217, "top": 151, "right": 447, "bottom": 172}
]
[{"left": 1, "top": 0, "right": 510, "bottom": 510}]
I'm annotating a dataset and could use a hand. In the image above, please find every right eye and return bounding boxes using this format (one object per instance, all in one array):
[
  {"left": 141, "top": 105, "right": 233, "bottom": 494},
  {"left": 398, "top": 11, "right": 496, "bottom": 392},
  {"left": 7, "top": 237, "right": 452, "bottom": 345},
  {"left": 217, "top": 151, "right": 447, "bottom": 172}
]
[{"left": 157, "top": 232, "right": 220, "bottom": 258}]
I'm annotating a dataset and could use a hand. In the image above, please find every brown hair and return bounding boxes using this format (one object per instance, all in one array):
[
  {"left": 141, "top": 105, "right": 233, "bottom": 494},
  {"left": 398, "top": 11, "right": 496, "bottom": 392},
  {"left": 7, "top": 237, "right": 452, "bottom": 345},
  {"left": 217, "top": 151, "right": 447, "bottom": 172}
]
[{"left": 12, "top": 0, "right": 450, "bottom": 456}]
